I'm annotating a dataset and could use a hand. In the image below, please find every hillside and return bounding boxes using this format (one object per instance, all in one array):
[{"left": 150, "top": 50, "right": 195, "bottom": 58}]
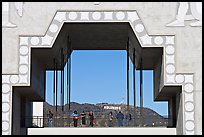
[{"left": 43, "top": 102, "right": 168, "bottom": 127}]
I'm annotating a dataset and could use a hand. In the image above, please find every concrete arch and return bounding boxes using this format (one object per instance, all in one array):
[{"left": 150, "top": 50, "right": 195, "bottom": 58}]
[{"left": 2, "top": 10, "right": 195, "bottom": 135}]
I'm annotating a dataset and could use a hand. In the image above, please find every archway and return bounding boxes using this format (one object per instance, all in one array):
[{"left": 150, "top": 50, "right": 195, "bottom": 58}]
[{"left": 2, "top": 10, "right": 195, "bottom": 135}]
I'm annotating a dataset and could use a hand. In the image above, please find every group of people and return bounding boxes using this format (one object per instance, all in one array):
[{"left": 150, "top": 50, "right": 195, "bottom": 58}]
[
  {"left": 108, "top": 111, "right": 132, "bottom": 127},
  {"left": 47, "top": 110, "right": 94, "bottom": 127},
  {"left": 47, "top": 110, "right": 132, "bottom": 127},
  {"left": 71, "top": 110, "right": 94, "bottom": 127},
  {"left": 72, "top": 110, "right": 132, "bottom": 127}
]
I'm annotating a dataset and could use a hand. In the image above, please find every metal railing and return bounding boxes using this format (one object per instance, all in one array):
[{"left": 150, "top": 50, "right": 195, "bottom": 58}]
[{"left": 24, "top": 115, "right": 173, "bottom": 128}]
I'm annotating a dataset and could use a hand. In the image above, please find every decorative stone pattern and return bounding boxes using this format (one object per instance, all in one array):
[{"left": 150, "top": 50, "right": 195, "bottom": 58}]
[
  {"left": 2, "top": 76, "right": 11, "bottom": 135},
  {"left": 19, "top": 37, "right": 30, "bottom": 84},
  {"left": 164, "top": 36, "right": 176, "bottom": 84},
  {"left": 2, "top": 10, "right": 195, "bottom": 135},
  {"left": 2, "top": 36, "right": 30, "bottom": 134},
  {"left": 183, "top": 74, "right": 195, "bottom": 135},
  {"left": 166, "top": 2, "right": 202, "bottom": 27}
]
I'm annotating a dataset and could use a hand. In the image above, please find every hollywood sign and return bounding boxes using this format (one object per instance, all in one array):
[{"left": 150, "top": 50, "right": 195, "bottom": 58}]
[{"left": 103, "top": 106, "right": 121, "bottom": 110}]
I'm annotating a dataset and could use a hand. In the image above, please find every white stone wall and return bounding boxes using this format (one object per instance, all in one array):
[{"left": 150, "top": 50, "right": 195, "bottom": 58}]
[
  {"left": 32, "top": 102, "right": 43, "bottom": 127},
  {"left": 2, "top": 2, "right": 202, "bottom": 135}
]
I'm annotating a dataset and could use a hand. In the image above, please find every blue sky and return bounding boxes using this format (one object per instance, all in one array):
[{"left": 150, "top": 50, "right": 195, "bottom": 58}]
[{"left": 45, "top": 50, "right": 168, "bottom": 116}]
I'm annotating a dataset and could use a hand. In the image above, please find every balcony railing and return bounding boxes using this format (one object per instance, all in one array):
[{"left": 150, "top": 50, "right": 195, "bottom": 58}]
[{"left": 24, "top": 115, "right": 174, "bottom": 128}]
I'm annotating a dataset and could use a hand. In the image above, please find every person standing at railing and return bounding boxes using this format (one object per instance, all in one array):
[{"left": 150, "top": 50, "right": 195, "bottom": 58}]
[
  {"left": 81, "top": 111, "right": 86, "bottom": 127},
  {"left": 125, "top": 111, "right": 132, "bottom": 127},
  {"left": 116, "top": 111, "right": 124, "bottom": 127},
  {"left": 89, "top": 111, "right": 94, "bottom": 127},
  {"left": 125, "top": 111, "right": 129, "bottom": 127},
  {"left": 71, "top": 110, "right": 79, "bottom": 127},
  {"left": 47, "top": 110, "right": 53, "bottom": 127},
  {"left": 108, "top": 111, "right": 114, "bottom": 127}
]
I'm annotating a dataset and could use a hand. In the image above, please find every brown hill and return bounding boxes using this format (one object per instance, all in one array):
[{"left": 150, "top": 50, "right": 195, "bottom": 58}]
[{"left": 43, "top": 102, "right": 168, "bottom": 127}]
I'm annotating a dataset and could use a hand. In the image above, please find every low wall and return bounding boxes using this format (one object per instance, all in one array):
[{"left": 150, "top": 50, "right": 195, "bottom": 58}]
[{"left": 28, "top": 127, "right": 176, "bottom": 135}]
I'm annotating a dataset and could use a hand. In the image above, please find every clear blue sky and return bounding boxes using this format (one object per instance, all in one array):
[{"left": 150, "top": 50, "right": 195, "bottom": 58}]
[{"left": 45, "top": 50, "right": 168, "bottom": 116}]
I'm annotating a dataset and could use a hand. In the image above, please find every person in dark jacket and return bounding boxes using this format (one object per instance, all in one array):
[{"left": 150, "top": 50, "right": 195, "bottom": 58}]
[
  {"left": 116, "top": 111, "right": 124, "bottom": 127},
  {"left": 89, "top": 111, "right": 94, "bottom": 127},
  {"left": 81, "top": 111, "right": 86, "bottom": 127}
]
